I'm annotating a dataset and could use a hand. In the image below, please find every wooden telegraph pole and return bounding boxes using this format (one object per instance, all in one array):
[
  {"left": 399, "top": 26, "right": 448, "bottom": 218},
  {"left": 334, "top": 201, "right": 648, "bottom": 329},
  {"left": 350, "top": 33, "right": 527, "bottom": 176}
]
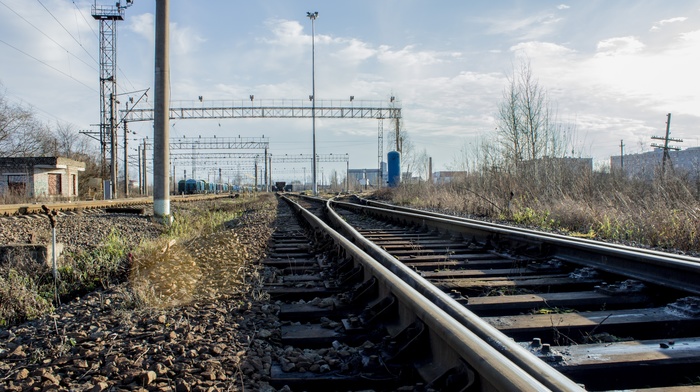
[{"left": 651, "top": 113, "right": 683, "bottom": 174}]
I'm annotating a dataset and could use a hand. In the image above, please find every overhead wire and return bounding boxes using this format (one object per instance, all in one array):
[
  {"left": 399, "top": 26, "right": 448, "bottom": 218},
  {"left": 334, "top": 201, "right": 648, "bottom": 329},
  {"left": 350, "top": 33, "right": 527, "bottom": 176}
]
[
  {"left": 71, "top": 0, "right": 98, "bottom": 40},
  {"left": 0, "top": 38, "right": 97, "bottom": 93},
  {"left": 37, "top": 0, "right": 145, "bottom": 102},
  {"left": 35, "top": 0, "right": 99, "bottom": 65},
  {"left": 71, "top": 0, "right": 152, "bottom": 112},
  {"left": 0, "top": 0, "right": 98, "bottom": 72}
]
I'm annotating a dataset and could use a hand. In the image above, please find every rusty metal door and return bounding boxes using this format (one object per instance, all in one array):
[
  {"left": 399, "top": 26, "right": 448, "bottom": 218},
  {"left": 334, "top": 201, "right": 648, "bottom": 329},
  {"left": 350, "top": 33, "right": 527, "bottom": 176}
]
[{"left": 48, "top": 174, "right": 62, "bottom": 195}]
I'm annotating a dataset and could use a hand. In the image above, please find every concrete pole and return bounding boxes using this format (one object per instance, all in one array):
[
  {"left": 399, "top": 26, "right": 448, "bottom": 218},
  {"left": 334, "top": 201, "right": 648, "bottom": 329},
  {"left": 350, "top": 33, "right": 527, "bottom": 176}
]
[
  {"left": 109, "top": 93, "right": 118, "bottom": 199},
  {"left": 142, "top": 140, "right": 148, "bottom": 196},
  {"left": 428, "top": 157, "right": 432, "bottom": 183},
  {"left": 124, "top": 118, "right": 129, "bottom": 197},
  {"left": 264, "top": 148, "right": 268, "bottom": 191},
  {"left": 154, "top": 0, "right": 170, "bottom": 221},
  {"left": 308, "top": 12, "right": 318, "bottom": 196},
  {"left": 137, "top": 144, "right": 142, "bottom": 194}
]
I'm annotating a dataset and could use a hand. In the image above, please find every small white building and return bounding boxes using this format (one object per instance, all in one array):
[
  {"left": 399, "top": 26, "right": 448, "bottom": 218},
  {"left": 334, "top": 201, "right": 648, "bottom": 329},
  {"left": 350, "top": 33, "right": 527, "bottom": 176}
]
[{"left": 0, "top": 157, "right": 86, "bottom": 200}]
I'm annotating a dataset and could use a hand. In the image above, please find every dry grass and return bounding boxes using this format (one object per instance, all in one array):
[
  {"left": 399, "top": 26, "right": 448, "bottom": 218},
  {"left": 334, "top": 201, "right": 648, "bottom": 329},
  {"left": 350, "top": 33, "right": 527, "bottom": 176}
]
[
  {"left": 0, "top": 194, "right": 275, "bottom": 326},
  {"left": 377, "top": 171, "right": 700, "bottom": 253},
  {"left": 129, "top": 194, "right": 276, "bottom": 308}
]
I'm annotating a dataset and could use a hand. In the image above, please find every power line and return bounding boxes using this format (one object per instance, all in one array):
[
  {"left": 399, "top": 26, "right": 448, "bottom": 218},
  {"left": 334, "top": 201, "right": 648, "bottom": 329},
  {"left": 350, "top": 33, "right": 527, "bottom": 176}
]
[
  {"left": 72, "top": 0, "right": 98, "bottom": 40},
  {"left": 0, "top": 0, "right": 98, "bottom": 72},
  {"left": 36, "top": 0, "right": 99, "bottom": 65},
  {"left": 0, "top": 38, "right": 97, "bottom": 93},
  {"left": 70, "top": 0, "right": 144, "bottom": 101}
]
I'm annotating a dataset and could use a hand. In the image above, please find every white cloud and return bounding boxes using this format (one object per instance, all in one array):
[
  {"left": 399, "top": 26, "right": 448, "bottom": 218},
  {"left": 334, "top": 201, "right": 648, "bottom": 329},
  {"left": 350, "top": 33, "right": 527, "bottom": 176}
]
[
  {"left": 650, "top": 16, "right": 687, "bottom": 31},
  {"left": 596, "top": 36, "right": 645, "bottom": 55},
  {"left": 482, "top": 11, "right": 564, "bottom": 40},
  {"left": 659, "top": 17, "right": 688, "bottom": 25},
  {"left": 261, "top": 19, "right": 305, "bottom": 46},
  {"left": 129, "top": 13, "right": 154, "bottom": 41},
  {"left": 128, "top": 13, "right": 205, "bottom": 56},
  {"left": 332, "top": 38, "right": 376, "bottom": 65},
  {"left": 376, "top": 45, "right": 443, "bottom": 68},
  {"left": 510, "top": 41, "right": 576, "bottom": 59},
  {"left": 557, "top": 4, "right": 570, "bottom": 10}
]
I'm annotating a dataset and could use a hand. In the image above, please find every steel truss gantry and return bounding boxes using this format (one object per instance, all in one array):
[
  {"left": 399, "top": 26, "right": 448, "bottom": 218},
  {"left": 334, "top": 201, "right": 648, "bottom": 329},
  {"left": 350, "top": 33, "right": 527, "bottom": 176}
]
[
  {"left": 169, "top": 152, "right": 347, "bottom": 165},
  {"left": 121, "top": 99, "right": 401, "bottom": 122},
  {"left": 167, "top": 136, "right": 269, "bottom": 150}
]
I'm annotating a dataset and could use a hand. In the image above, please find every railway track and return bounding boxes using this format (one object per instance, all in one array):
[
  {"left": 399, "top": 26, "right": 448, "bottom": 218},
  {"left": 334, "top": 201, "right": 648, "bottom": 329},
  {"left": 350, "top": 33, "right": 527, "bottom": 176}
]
[
  {"left": 0, "top": 193, "right": 234, "bottom": 217},
  {"left": 264, "top": 194, "right": 700, "bottom": 391}
]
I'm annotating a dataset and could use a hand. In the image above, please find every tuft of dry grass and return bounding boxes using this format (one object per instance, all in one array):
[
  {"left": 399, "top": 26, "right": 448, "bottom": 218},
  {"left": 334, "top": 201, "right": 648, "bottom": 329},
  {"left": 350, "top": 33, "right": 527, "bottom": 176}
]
[{"left": 130, "top": 194, "right": 276, "bottom": 308}]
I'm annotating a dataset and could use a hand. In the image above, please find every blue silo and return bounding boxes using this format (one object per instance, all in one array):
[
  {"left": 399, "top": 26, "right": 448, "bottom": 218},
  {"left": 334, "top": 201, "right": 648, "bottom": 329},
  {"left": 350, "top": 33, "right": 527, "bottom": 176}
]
[{"left": 388, "top": 151, "right": 401, "bottom": 187}]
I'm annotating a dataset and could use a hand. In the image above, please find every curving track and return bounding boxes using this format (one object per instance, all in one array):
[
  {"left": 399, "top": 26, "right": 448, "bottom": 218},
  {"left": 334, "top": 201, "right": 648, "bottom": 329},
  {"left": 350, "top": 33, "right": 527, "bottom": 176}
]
[{"left": 266, "top": 194, "right": 700, "bottom": 391}]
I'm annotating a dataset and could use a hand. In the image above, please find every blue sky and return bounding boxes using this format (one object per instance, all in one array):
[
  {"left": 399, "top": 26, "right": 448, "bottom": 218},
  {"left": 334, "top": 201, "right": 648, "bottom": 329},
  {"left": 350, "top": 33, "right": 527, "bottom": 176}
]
[{"left": 1, "top": 0, "right": 699, "bottom": 183}]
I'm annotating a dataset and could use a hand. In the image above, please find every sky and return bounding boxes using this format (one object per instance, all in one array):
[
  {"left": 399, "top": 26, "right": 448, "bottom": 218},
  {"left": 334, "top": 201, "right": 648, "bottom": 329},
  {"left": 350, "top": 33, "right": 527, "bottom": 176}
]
[{"left": 1, "top": 0, "right": 699, "bottom": 184}]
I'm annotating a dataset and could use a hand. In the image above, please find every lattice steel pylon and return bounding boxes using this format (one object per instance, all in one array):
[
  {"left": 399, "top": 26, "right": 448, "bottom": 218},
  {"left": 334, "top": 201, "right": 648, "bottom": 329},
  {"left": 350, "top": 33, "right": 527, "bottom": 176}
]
[{"left": 92, "top": 1, "right": 132, "bottom": 198}]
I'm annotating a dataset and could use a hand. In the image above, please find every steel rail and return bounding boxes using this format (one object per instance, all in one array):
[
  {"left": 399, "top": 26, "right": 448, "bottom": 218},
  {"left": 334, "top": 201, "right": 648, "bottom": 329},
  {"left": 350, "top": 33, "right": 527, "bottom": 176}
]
[
  {"left": 282, "top": 195, "right": 559, "bottom": 391},
  {"left": 335, "top": 198, "right": 700, "bottom": 296},
  {"left": 356, "top": 196, "right": 700, "bottom": 265},
  {"left": 322, "top": 196, "right": 588, "bottom": 392},
  {"left": 0, "top": 194, "right": 232, "bottom": 216}
]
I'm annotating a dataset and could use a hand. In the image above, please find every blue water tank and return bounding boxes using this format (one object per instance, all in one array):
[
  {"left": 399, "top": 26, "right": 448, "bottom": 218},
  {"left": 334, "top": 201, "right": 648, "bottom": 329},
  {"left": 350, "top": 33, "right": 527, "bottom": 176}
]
[{"left": 388, "top": 151, "right": 401, "bottom": 187}]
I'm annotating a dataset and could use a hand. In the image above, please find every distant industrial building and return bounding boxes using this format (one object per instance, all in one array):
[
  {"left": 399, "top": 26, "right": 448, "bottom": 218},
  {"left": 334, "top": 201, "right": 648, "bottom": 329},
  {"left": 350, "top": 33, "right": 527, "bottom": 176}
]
[
  {"left": 348, "top": 162, "right": 387, "bottom": 189},
  {"left": 611, "top": 147, "right": 700, "bottom": 180},
  {"left": 0, "top": 157, "right": 86, "bottom": 200},
  {"left": 432, "top": 171, "right": 468, "bottom": 184}
]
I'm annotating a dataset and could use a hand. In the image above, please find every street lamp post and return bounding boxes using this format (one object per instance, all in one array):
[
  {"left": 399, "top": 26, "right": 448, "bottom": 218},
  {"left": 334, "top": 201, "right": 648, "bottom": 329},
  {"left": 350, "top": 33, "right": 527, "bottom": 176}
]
[{"left": 307, "top": 11, "right": 318, "bottom": 195}]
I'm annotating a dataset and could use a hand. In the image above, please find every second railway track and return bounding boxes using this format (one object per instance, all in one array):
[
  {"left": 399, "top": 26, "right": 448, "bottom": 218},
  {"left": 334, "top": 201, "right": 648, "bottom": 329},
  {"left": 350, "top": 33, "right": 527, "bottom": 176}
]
[{"left": 264, "top": 194, "right": 700, "bottom": 391}]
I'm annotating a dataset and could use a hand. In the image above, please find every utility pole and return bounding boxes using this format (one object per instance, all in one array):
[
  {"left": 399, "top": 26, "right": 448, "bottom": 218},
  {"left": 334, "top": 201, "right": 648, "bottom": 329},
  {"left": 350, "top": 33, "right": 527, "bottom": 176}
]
[
  {"left": 651, "top": 113, "right": 683, "bottom": 175},
  {"left": 137, "top": 144, "right": 142, "bottom": 194},
  {"left": 378, "top": 117, "right": 383, "bottom": 188},
  {"left": 110, "top": 93, "right": 118, "bottom": 198},
  {"left": 307, "top": 11, "right": 319, "bottom": 195},
  {"left": 428, "top": 157, "right": 433, "bottom": 183},
  {"left": 123, "top": 105, "right": 129, "bottom": 197},
  {"left": 620, "top": 139, "right": 624, "bottom": 171},
  {"left": 154, "top": 0, "right": 170, "bottom": 221},
  {"left": 264, "top": 147, "right": 268, "bottom": 191},
  {"left": 142, "top": 138, "right": 148, "bottom": 196}
]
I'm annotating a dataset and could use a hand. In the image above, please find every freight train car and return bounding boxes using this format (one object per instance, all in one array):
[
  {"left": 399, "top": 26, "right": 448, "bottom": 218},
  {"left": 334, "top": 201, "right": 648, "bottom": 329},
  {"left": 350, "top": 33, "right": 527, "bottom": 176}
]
[{"left": 177, "top": 179, "right": 208, "bottom": 194}]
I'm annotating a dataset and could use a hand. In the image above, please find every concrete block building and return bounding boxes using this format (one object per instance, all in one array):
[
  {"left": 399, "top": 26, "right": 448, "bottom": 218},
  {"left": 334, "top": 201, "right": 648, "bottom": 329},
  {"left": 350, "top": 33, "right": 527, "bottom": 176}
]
[{"left": 0, "top": 157, "right": 86, "bottom": 200}]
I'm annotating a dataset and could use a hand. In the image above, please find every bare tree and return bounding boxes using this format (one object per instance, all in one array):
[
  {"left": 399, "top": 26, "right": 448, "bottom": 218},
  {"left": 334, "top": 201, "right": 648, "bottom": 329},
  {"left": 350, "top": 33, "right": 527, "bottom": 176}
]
[
  {"left": 0, "top": 89, "right": 50, "bottom": 157},
  {"left": 496, "top": 60, "right": 565, "bottom": 167}
]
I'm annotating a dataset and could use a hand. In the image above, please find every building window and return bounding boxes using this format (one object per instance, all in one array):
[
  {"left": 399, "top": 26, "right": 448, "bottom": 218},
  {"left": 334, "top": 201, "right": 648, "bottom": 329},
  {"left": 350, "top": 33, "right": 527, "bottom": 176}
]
[
  {"left": 48, "top": 173, "right": 62, "bottom": 195},
  {"left": 7, "top": 175, "right": 27, "bottom": 195}
]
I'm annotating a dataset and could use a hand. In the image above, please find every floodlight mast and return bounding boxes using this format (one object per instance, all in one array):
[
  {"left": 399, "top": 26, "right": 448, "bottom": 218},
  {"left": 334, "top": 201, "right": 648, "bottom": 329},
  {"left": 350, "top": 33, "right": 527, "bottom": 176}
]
[
  {"left": 92, "top": 0, "right": 133, "bottom": 199},
  {"left": 307, "top": 11, "right": 318, "bottom": 195}
]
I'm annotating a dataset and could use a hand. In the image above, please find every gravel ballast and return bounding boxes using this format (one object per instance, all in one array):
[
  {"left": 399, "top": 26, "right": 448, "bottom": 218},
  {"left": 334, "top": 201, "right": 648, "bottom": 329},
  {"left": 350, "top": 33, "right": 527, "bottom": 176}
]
[{"left": 0, "top": 197, "right": 289, "bottom": 391}]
